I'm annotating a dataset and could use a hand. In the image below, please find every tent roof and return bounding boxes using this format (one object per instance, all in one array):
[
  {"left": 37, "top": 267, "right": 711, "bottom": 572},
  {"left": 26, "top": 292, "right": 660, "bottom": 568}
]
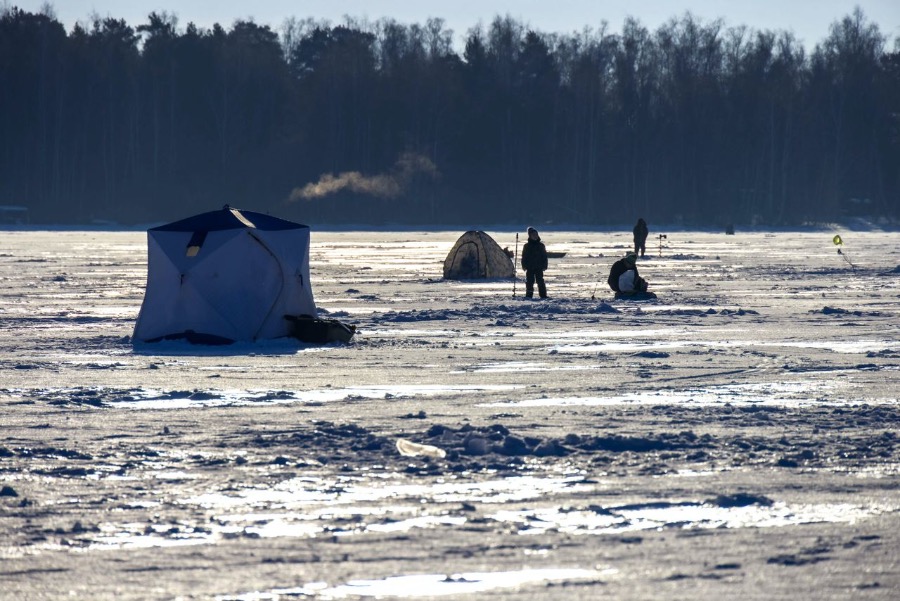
[{"left": 151, "top": 206, "right": 307, "bottom": 232}]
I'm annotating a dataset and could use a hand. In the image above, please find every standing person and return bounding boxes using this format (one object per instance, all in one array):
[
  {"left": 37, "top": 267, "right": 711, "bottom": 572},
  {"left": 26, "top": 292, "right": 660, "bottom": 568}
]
[
  {"left": 607, "top": 251, "right": 651, "bottom": 297},
  {"left": 521, "top": 227, "right": 548, "bottom": 299},
  {"left": 633, "top": 218, "right": 649, "bottom": 257}
]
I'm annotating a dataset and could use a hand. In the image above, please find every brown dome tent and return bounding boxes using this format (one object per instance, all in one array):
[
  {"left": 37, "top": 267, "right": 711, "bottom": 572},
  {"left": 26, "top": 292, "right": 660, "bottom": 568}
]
[{"left": 443, "top": 231, "right": 515, "bottom": 280}]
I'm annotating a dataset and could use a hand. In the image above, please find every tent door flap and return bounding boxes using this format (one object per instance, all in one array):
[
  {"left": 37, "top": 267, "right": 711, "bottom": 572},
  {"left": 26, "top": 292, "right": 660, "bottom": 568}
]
[{"left": 186, "top": 231, "right": 208, "bottom": 257}]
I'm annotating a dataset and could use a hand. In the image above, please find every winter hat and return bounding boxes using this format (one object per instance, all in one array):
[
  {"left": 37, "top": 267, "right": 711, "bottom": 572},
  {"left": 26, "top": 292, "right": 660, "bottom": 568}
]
[
  {"left": 625, "top": 251, "right": 637, "bottom": 264},
  {"left": 527, "top": 227, "right": 538, "bottom": 239}
]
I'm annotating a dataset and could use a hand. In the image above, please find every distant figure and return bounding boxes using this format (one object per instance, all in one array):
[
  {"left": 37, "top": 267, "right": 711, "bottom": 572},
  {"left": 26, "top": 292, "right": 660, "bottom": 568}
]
[
  {"left": 608, "top": 251, "right": 651, "bottom": 297},
  {"left": 633, "top": 218, "right": 649, "bottom": 257},
  {"left": 521, "top": 227, "right": 548, "bottom": 299}
]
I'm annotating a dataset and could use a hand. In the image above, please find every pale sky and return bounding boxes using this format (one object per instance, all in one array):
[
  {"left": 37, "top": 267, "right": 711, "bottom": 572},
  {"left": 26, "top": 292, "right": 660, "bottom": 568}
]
[{"left": 8, "top": 0, "right": 900, "bottom": 49}]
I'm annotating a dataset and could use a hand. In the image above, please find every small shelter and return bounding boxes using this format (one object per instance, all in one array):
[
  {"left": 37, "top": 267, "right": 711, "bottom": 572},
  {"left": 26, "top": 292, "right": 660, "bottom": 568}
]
[
  {"left": 443, "top": 231, "right": 515, "bottom": 280},
  {"left": 133, "top": 206, "right": 317, "bottom": 344}
]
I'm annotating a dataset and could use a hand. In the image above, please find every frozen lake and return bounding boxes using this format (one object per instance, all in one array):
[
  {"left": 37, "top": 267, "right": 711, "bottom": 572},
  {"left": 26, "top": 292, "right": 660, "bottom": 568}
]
[{"left": 1, "top": 227, "right": 899, "bottom": 600}]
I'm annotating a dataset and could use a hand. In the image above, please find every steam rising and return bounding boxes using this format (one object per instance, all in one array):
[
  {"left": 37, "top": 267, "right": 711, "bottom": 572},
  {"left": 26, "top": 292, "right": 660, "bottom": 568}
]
[{"left": 289, "top": 153, "right": 439, "bottom": 202}]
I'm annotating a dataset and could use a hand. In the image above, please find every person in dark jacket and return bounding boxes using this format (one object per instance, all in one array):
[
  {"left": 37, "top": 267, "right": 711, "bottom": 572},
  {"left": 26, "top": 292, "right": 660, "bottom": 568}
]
[
  {"left": 608, "top": 251, "right": 649, "bottom": 296},
  {"left": 633, "top": 218, "right": 649, "bottom": 257},
  {"left": 521, "top": 227, "right": 548, "bottom": 299}
]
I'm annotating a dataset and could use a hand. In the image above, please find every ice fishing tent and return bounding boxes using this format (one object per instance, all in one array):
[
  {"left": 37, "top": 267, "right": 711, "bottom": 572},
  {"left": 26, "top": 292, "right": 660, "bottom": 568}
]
[
  {"left": 133, "top": 206, "right": 317, "bottom": 344},
  {"left": 443, "top": 231, "right": 515, "bottom": 280}
]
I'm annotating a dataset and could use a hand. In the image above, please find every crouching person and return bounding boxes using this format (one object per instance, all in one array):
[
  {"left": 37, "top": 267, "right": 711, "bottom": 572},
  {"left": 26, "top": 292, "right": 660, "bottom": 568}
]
[{"left": 607, "top": 252, "right": 653, "bottom": 298}]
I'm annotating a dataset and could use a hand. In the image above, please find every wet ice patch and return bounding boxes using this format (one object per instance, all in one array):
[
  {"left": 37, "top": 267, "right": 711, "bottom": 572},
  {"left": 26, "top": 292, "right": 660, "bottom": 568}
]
[
  {"left": 452, "top": 361, "right": 598, "bottom": 374},
  {"left": 107, "top": 385, "right": 520, "bottom": 410},
  {"left": 189, "top": 475, "right": 592, "bottom": 512},
  {"left": 490, "top": 500, "right": 886, "bottom": 536},
  {"left": 364, "top": 515, "right": 467, "bottom": 533},
  {"left": 79, "top": 476, "right": 591, "bottom": 552},
  {"left": 481, "top": 380, "right": 876, "bottom": 408},
  {"left": 220, "top": 567, "right": 607, "bottom": 600},
  {"left": 89, "top": 523, "right": 212, "bottom": 550},
  {"left": 552, "top": 337, "right": 900, "bottom": 355},
  {"left": 19, "top": 384, "right": 520, "bottom": 409},
  {"left": 551, "top": 338, "right": 733, "bottom": 354},
  {"left": 778, "top": 339, "right": 900, "bottom": 354}
]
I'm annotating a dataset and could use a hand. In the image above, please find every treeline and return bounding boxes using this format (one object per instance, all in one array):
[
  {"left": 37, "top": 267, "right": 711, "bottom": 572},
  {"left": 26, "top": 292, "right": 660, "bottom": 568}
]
[{"left": 1, "top": 6, "right": 898, "bottom": 226}]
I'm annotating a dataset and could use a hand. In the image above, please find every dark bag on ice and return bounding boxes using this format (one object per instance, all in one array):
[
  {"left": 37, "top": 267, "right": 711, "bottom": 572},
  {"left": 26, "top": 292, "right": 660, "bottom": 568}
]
[{"left": 284, "top": 314, "right": 356, "bottom": 343}]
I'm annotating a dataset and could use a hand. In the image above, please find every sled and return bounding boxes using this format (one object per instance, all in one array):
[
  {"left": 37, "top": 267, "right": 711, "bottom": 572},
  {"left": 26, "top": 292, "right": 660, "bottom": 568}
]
[
  {"left": 614, "top": 291, "right": 657, "bottom": 301},
  {"left": 284, "top": 315, "right": 356, "bottom": 343}
]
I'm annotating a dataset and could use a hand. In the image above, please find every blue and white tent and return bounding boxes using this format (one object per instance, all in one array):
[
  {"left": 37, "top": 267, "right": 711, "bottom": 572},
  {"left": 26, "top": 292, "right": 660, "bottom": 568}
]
[{"left": 133, "top": 206, "right": 317, "bottom": 344}]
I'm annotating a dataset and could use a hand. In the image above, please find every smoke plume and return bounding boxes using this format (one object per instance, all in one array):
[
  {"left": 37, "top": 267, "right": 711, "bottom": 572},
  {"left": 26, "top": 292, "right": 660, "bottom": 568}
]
[{"left": 289, "top": 153, "right": 439, "bottom": 202}]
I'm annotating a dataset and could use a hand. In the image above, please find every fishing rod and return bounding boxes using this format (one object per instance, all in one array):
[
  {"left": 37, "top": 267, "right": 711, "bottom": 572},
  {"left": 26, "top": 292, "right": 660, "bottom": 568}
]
[{"left": 512, "top": 232, "right": 519, "bottom": 298}]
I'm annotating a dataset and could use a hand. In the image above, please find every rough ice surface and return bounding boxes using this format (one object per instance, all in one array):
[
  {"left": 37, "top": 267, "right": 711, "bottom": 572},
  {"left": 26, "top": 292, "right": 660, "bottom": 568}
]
[{"left": 1, "top": 228, "right": 899, "bottom": 600}]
